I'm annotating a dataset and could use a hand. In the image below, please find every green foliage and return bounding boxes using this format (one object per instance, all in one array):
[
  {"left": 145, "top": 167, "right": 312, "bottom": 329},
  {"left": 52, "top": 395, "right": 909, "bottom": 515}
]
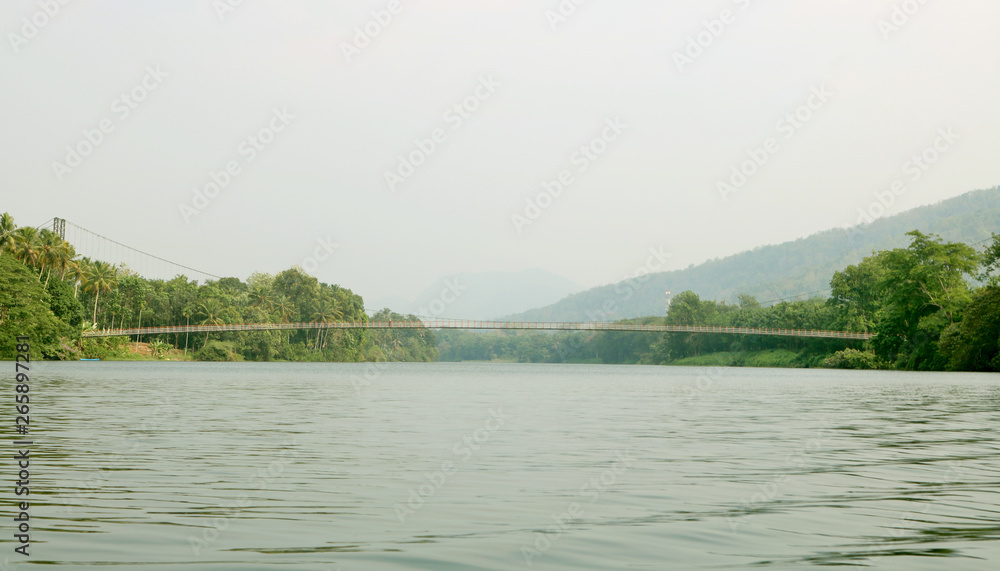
[
  {"left": 80, "top": 336, "right": 131, "bottom": 360},
  {"left": 0, "top": 255, "right": 75, "bottom": 359},
  {"left": 52, "top": 336, "right": 82, "bottom": 361},
  {"left": 938, "top": 286, "right": 1000, "bottom": 371},
  {"left": 438, "top": 330, "right": 570, "bottom": 363},
  {"left": 367, "top": 309, "right": 439, "bottom": 362},
  {"left": 5, "top": 205, "right": 998, "bottom": 372},
  {"left": 1, "top": 211, "right": 440, "bottom": 363},
  {"left": 669, "top": 349, "right": 816, "bottom": 368},
  {"left": 822, "top": 349, "right": 886, "bottom": 370},
  {"left": 829, "top": 254, "right": 887, "bottom": 332},
  {"left": 195, "top": 340, "right": 239, "bottom": 362},
  {"left": 868, "top": 231, "right": 980, "bottom": 370},
  {"left": 978, "top": 233, "right": 1000, "bottom": 286},
  {"left": 644, "top": 293, "right": 848, "bottom": 364},
  {"left": 148, "top": 339, "right": 172, "bottom": 359},
  {"left": 46, "top": 278, "right": 85, "bottom": 327}
]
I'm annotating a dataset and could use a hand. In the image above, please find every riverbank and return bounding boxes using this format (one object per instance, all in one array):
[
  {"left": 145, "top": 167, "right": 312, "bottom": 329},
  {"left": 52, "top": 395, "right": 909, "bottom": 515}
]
[{"left": 668, "top": 349, "right": 826, "bottom": 368}]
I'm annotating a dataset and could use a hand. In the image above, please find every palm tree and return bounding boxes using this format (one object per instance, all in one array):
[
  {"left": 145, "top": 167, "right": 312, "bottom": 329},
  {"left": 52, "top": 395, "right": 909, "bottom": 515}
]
[
  {"left": 37, "top": 230, "right": 74, "bottom": 287},
  {"left": 11, "top": 227, "right": 41, "bottom": 269},
  {"left": 0, "top": 213, "right": 16, "bottom": 257},
  {"left": 148, "top": 339, "right": 172, "bottom": 359},
  {"left": 310, "top": 299, "right": 343, "bottom": 350},
  {"left": 180, "top": 305, "right": 194, "bottom": 356},
  {"left": 272, "top": 295, "right": 295, "bottom": 322},
  {"left": 68, "top": 257, "right": 91, "bottom": 298},
  {"left": 196, "top": 299, "right": 226, "bottom": 348},
  {"left": 248, "top": 285, "right": 273, "bottom": 312},
  {"left": 272, "top": 295, "right": 295, "bottom": 345},
  {"left": 53, "top": 237, "right": 75, "bottom": 281},
  {"left": 83, "top": 260, "right": 118, "bottom": 325}
]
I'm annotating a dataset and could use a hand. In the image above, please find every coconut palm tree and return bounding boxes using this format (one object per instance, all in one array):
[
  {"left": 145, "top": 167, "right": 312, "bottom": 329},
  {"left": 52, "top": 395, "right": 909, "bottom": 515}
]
[
  {"left": 196, "top": 299, "right": 227, "bottom": 348},
  {"left": 310, "top": 299, "right": 343, "bottom": 350},
  {"left": 36, "top": 230, "right": 74, "bottom": 286},
  {"left": 11, "top": 227, "right": 41, "bottom": 269},
  {"left": 55, "top": 240, "right": 76, "bottom": 280},
  {"left": 68, "top": 257, "right": 91, "bottom": 298},
  {"left": 0, "top": 213, "right": 16, "bottom": 257},
  {"left": 272, "top": 295, "right": 295, "bottom": 322},
  {"left": 248, "top": 285, "right": 273, "bottom": 312},
  {"left": 272, "top": 295, "right": 295, "bottom": 345},
  {"left": 83, "top": 260, "right": 118, "bottom": 325}
]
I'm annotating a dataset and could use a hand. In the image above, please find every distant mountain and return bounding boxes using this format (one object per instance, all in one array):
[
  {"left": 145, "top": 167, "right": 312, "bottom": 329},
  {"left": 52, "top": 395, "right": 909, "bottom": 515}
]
[
  {"left": 367, "top": 268, "right": 580, "bottom": 320},
  {"left": 505, "top": 185, "right": 1000, "bottom": 322}
]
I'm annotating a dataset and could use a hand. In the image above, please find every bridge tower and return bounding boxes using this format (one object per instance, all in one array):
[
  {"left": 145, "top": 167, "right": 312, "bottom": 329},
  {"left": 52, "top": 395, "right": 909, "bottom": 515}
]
[{"left": 53, "top": 217, "right": 66, "bottom": 239}]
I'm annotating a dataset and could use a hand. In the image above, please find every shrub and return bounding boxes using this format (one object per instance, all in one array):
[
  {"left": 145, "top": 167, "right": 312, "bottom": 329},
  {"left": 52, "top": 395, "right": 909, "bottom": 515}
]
[
  {"left": 195, "top": 340, "right": 239, "bottom": 362},
  {"left": 822, "top": 348, "right": 886, "bottom": 370},
  {"left": 80, "top": 336, "right": 131, "bottom": 360}
]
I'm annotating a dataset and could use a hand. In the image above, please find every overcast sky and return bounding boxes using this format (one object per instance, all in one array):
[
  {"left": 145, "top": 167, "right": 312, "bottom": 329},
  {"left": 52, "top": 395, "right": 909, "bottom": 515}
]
[{"left": 3, "top": 0, "right": 999, "bottom": 302}]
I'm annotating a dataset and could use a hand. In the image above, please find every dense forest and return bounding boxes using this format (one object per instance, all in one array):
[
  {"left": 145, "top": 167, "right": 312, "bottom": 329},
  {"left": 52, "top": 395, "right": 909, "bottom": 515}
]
[
  {"left": 443, "top": 230, "right": 1000, "bottom": 372},
  {"left": 0, "top": 213, "right": 438, "bottom": 362}
]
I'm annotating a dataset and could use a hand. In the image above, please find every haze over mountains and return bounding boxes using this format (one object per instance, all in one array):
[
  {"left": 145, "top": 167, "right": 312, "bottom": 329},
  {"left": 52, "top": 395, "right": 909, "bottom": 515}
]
[
  {"left": 367, "top": 268, "right": 580, "bottom": 320},
  {"left": 502, "top": 185, "right": 1000, "bottom": 323}
]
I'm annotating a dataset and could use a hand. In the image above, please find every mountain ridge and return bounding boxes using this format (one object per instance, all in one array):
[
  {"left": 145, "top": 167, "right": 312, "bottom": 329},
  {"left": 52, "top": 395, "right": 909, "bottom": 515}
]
[{"left": 504, "top": 185, "right": 1000, "bottom": 322}]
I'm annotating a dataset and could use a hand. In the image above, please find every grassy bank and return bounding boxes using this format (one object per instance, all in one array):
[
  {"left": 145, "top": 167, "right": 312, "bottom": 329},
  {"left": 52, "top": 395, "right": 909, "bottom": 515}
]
[{"left": 669, "top": 349, "right": 828, "bottom": 368}]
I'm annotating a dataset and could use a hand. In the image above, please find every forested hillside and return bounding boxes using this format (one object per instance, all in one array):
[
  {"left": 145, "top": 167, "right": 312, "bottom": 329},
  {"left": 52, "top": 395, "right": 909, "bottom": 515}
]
[{"left": 507, "top": 186, "right": 1000, "bottom": 322}]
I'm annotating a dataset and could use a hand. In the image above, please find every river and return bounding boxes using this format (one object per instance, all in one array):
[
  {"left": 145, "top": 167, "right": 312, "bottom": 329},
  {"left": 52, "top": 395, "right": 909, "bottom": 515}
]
[{"left": 9, "top": 362, "right": 1000, "bottom": 569}]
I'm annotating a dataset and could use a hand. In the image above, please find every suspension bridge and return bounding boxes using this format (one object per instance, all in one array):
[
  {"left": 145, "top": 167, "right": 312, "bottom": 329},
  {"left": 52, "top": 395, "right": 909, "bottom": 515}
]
[
  {"left": 81, "top": 320, "right": 873, "bottom": 340},
  {"left": 36, "top": 217, "right": 221, "bottom": 282},
  {"left": 37, "top": 217, "right": 874, "bottom": 341}
]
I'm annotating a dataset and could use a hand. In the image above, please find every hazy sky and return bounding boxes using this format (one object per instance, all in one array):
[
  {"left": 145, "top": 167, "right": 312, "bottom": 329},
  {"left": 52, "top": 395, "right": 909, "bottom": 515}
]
[{"left": 3, "top": 0, "right": 999, "bottom": 302}]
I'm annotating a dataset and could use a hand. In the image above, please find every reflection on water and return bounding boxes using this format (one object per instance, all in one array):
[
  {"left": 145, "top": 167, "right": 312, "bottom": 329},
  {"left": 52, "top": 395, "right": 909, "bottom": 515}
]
[{"left": 8, "top": 362, "right": 999, "bottom": 569}]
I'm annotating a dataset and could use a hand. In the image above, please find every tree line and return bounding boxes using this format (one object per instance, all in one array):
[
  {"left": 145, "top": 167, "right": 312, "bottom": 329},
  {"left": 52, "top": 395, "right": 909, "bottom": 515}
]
[
  {"left": 0, "top": 213, "right": 438, "bottom": 362},
  {"left": 440, "top": 230, "right": 1000, "bottom": 372},
  {"left": 3, "top": 212, "right": 996, "bottom": 370}
]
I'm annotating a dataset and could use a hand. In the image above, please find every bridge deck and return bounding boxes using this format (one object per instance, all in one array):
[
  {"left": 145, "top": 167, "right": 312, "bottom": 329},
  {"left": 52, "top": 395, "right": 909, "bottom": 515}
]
[{"left": 81, "top": 320, "right": 872, "bottom": 340}]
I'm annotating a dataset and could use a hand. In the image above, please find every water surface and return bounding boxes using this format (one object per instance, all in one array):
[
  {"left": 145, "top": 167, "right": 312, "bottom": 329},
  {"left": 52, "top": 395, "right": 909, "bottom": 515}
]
[{"left": 7, "top": 362, "right": 1000, "bottom": 569}]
